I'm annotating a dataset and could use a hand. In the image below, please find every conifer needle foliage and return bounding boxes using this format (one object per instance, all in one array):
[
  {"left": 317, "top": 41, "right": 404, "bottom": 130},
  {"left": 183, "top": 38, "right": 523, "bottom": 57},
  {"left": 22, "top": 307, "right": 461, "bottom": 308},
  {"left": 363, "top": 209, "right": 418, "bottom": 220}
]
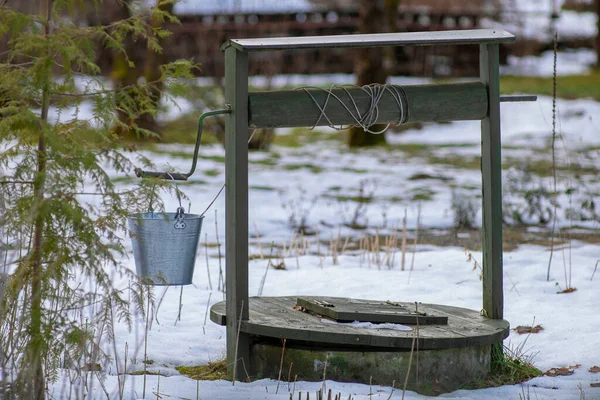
[{"left": 0, "top": 1, "right": 198, "bottom": 398}]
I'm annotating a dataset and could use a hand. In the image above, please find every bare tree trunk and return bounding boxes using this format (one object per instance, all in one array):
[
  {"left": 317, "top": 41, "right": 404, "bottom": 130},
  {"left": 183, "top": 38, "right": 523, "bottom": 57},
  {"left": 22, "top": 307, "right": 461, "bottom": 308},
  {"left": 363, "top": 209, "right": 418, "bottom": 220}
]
[
  {"left": 25, "top": 1, "right": 50, "bottom": 398},
  {"left": 111, "top": 0, "right": 139, "bottom": 138},
  {"left": 347, "top": 0, "right": 399, "bottom": 147},
  {"left": 137, "top": 1, "right": 175, "bottom": 134}
]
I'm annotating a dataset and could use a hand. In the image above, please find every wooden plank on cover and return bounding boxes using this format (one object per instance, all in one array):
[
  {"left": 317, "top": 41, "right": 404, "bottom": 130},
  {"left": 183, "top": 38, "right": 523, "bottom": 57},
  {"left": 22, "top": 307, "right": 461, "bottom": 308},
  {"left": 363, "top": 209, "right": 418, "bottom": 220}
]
[{"left": 296, "top": 297, "right": 448, "bottom": 325}]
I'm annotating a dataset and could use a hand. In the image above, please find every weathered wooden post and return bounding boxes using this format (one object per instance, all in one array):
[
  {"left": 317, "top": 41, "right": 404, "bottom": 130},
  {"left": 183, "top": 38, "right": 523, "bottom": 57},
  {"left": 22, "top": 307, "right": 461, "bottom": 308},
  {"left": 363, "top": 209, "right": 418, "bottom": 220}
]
[
  {"left": 480, "top": 43, "right": 503, "bottom": 322},
  {"left": 217, "top": 29, "right": 534, "bottom": 383},
  {"left": 224, "top": 46, "right": 251, "bottom": 381}
]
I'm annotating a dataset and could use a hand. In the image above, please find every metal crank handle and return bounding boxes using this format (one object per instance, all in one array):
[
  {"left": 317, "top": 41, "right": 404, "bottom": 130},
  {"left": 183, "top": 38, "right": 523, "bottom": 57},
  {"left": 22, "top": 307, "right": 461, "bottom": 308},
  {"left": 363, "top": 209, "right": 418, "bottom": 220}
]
[{"left": 135, "top": 108, "right": 232, "bottom": 181}]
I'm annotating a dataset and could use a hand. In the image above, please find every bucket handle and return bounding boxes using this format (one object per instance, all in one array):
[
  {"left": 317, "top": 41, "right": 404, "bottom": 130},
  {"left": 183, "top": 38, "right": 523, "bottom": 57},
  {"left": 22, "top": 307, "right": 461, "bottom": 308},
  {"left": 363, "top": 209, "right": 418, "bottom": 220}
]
[{"left": 134, "top": 108, "right": 231, "bottom": 181}]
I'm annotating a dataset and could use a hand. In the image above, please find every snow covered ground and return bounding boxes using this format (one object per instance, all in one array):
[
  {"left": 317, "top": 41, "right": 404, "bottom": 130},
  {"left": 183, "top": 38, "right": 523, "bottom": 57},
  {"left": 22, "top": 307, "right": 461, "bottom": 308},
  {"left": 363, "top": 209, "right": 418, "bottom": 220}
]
[{"left": 40, "top": 73, "right": 600, "bottom": 398}]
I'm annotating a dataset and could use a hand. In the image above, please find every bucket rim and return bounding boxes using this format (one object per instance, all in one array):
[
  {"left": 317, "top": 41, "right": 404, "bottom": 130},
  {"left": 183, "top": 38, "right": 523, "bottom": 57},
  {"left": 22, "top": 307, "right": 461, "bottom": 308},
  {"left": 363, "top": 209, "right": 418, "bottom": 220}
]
[{"left": 127, "top": 211, "right": 205, "bottom": 220}]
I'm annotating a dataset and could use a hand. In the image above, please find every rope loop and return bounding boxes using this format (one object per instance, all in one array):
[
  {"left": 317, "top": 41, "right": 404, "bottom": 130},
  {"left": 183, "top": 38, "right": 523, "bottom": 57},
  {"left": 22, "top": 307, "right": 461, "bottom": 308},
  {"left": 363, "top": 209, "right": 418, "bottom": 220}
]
[{"left": 298, "top": 83, "right": 407, "bottom": 134}]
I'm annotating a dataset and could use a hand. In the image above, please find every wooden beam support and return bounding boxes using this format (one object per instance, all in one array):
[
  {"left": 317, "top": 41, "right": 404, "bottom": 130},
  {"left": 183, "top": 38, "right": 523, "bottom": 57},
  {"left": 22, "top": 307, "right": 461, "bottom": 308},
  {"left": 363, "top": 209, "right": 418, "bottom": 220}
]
[
  {"left": 224, "top": 46, "right": 251, "bottom": 381},
  {"left": 248, "top": 82, "right": 487, "bottom": 129},
  {"left": 480, "top": 43, "right": 503, "bottom": 321}
]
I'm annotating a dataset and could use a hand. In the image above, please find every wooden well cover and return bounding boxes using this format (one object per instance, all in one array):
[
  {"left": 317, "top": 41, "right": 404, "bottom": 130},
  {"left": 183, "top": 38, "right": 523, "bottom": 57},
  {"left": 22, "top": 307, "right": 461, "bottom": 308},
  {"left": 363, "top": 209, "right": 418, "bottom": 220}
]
[{"left": 296, "top": 297, "right": 448, "bottom": 325}]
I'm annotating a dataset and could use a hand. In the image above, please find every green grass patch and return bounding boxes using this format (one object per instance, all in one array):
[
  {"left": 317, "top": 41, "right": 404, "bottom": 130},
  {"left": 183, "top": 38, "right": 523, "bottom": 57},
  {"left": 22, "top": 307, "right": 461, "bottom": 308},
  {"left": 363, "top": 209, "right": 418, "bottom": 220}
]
[
  {"left": 339, "top": 167, "right": 369, "bottom": 174},
  {"left": 200, "top": 154, "right": 226, "bottom": 163},
  {"left": 160, "top": 112, "right": 223, "bottom": 145},
  {"left": 249, "top": 185, "right": 277, "bottom": 191},
  {"left": 128, "top": 370, "right": 166, "bottom": 376},
  {"left": 203, "top": 168, "right": 221, "bottom": 177},
  {"left": 283, "top": 163, "right": 324, "bottom": 174},
  {"left": 177, "top": 179, "right": 208, "bottom": 186},
  {"left": 386, "top": 143, "right": 476, "bottom": 158},
  {"left": 504, "top": 157, "right": 600, "bottom": 177},
  {"left": 111, "top": 176, "right": 135, "bottom": 184},
  {"left": 251, "top": 158, "right": 279, "bottom": 167},
  {"left": 176, "top": 359, "right": 228, "bottom": 381},
  {"left": 427, "top": 155, "right": 480, "bottom": 170},
  {"left": 466, "top": 345, "right": 542, "bottom": 389},
  {"left": 326, "top": 194, "right": 374, "bottom": 204},
  {"left": 272, "top": 128, "right": 343, "bottom": 148},
  {"left": 501, "top": 69, "right": 600, "bottom": 101},
  {"left": 411, "top": 188, "right": 436, "bottom": 202}
]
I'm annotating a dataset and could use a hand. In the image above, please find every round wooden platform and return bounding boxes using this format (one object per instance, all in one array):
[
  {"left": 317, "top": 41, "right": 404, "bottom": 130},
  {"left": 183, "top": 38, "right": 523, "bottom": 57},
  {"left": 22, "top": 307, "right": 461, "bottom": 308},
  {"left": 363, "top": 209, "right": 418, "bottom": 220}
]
[{"left": 210, "top": 296, "right": 509, "bottom": 350}]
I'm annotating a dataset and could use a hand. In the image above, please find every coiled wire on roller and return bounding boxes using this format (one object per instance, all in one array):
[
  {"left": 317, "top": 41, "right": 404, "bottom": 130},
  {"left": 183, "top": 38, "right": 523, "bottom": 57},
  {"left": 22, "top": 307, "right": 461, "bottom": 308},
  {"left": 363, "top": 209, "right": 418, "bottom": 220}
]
[{"left": 299, "top": 83, "right": 407, "bottom": 134}]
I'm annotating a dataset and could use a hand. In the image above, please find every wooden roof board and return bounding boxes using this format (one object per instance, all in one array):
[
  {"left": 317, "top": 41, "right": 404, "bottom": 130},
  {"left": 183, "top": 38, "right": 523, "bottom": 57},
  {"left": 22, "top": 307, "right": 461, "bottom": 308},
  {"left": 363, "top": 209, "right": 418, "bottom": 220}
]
[
  {"left": 210, "top": 296, "right": 510, "bottom": 350},
  {"left": 220, "top": 29, "right": 515, "bottom": 51}
]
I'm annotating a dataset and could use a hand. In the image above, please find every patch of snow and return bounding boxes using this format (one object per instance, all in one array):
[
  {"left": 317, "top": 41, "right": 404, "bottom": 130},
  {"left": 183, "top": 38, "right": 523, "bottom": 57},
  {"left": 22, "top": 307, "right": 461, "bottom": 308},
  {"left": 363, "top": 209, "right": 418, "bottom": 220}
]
[
  {"left": 319, "top": 318, "right": 413, "bottom": 331},
  {"left": 501, "top": 49, "right": 597, "bottom": 77}
]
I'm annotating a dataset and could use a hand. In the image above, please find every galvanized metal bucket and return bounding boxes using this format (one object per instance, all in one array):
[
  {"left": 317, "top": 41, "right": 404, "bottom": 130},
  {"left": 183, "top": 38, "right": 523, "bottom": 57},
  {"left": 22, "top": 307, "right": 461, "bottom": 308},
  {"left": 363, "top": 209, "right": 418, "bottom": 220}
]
[{"left": 128, "top": 209, "right": 203, "bottom": 285}]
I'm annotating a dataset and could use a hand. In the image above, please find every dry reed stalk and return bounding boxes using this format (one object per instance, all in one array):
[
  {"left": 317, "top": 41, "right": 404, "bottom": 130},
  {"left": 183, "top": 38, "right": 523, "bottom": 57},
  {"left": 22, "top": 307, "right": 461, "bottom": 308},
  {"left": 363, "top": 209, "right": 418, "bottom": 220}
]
[
  {"left": 288, "top": 232, "right": 296, "bottom": 258},
  {"left": 287, "top": 362, "right": 294, "bottom": 391},
  {"left": 390, "top": 224, "right": 399, "bottom": 269},
  {"left": 413, "top": 302, "right": 421, "bottom": 384},
  {"left": 366, "top": 233, "right": 372, "bottom": 269},
  {"left": 358, "top": 233, "right": 363, "bottom": 268},
  {"left": 275, "top": 339, "right": 286, "bottom": 394},
  {"left": 374, "top": 229, "right": 381, "bottom": 268},
  {"left": 258, "top": 242, "right": 275, "bottom": 296},
  {"left": 401, "top": 329, "right": 418, "bottom": 400},
  {"left": 369, "top": 235, "right": 374, "bottom": 265},
  {"left": 341, "top": 234, "right": 350, "bottom": 255},
  {"left": 301, "top": 234, "right": 307, "bottom": 256},
  {"left": 321, "top": 355, "right": 329, "bottom": 395},
  {"left": 215, "top": 210, "right": 224, "bottom": 293},
  {"left": 232, "top": 300, "right": 244, "bottom": 386},
  {"left": 359, "top": 232, "right": 365, "bottom": 265},
  {"left": 204, "top": 233, "right": 213, "bottom": 290},
  {"left": 547, "top": 31, "right": 559, "bottom": 282},
  {"left": 292, "top": 374, "right": 297, "bottom": 397},
  {"left": 142, "top": 287, "right": 151, "bottom": 398},
  {"left": 329, "top": 232, "right": 337, "bottom": 265},
  {"left": 333, "top": 229, "right": 341, "bottom": 264},
  {"left": 156, "top": 373, "right": 160, "bottom": 400},
  {"left": 410, "top": 202, "right": 421, "bottom": 272},
  {"left": 294, "top": 235, "right": 301, "bottom": 269},
  {"left": 386, "top": 380, "right": 396, "bottom": 400},
  {"left": 591, "top": 260, "right": 599, "bottom": 281},
  {"left": 401, "top": 209, "right": 407, "bottom": 271},
  {"left": 175, "top": 285, "right": 184, "bottom": 325},
  {"left": 383, "top": 232, "right": 392, "bottom": 269},
  {"left": 253, "top": 222, "right": 264, "bottom": 260},
  {"left": 203, "top": 292, "right": 212, "bottom": 335},
  {"left": 123, "top": 342, "right": 128, "bottom": 395},
  {"left": 315, "top": 225, "right": 321, "bottom": 255}
]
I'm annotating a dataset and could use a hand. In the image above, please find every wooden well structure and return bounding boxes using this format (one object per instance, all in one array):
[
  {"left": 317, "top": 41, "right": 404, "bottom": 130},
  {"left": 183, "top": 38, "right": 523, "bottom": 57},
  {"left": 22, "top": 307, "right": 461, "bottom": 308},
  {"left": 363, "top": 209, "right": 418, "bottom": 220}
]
[{"left": 210, "top": 29, "right": 532, "bottom": 393}]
